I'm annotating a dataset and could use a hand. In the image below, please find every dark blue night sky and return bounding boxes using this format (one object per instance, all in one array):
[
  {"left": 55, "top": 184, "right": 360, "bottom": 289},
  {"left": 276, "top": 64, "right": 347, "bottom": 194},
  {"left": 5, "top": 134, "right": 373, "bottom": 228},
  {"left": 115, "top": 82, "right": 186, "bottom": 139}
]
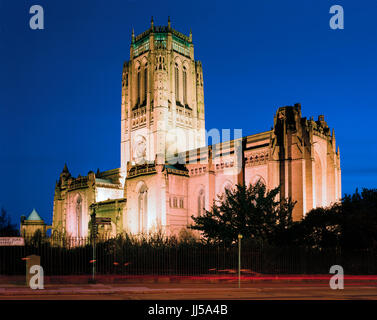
[{"left": 1, "top": 0, "right": 376, "bottom": 226}]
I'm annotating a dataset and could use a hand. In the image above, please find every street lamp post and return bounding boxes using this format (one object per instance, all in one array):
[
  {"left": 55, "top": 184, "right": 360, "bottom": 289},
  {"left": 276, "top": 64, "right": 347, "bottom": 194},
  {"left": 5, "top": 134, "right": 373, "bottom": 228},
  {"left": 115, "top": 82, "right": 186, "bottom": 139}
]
[{"left": 238, "top": 234, "right": 243, "bottom": 289}]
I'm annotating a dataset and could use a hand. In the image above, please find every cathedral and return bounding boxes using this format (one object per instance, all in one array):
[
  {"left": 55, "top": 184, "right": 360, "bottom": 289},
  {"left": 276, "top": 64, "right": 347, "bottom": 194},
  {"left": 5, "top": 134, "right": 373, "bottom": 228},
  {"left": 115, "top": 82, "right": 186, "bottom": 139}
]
[{"left": 50, "top": 18, "right": 342, "bottom": 239}]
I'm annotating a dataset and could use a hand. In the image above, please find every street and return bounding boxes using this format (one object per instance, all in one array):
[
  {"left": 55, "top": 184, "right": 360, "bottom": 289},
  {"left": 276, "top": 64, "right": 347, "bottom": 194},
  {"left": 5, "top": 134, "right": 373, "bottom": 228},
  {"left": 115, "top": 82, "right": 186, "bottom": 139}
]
[{"left": 1, "top": 282, "right": 376, "bottom": 300}]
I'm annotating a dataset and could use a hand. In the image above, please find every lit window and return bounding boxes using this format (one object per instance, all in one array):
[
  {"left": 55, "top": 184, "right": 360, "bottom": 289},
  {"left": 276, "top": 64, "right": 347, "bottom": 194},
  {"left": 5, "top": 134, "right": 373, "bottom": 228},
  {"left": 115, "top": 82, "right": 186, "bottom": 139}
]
[
  {"left": 137, "top": 69, "right": 141, "bottom": 104},
  {"left": 197, "top": 189, "right": 205, "bottom": 216},
  {"left": 138, "top": 184, "right": 148, "bottom": 233},
  {"left": 175, "top": 64, "right": 179, "bottom": 102},
  {"left": 183, "top": 66, "right": 187, "bottom": 105},
  {"left": 144, "top": 66, "right": 148, "bottom": 102}
]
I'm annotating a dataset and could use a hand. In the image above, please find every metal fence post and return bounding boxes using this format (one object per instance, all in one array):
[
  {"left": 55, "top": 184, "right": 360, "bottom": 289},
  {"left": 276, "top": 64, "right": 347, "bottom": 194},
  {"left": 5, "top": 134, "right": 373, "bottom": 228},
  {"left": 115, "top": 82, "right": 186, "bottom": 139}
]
[
  {"left": 90, "top": 206, "right": 97, "bottom": 283},
  {"left": 238, "top": 234, "right": 243, "bottom": 289}
]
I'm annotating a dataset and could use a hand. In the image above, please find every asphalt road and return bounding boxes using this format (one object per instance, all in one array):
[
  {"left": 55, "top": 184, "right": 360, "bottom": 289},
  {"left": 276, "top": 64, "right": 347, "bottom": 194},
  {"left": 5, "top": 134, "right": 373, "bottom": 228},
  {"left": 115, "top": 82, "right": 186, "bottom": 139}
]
[{"left": 1, "top": 282, "right": 377, "bottom": 300}]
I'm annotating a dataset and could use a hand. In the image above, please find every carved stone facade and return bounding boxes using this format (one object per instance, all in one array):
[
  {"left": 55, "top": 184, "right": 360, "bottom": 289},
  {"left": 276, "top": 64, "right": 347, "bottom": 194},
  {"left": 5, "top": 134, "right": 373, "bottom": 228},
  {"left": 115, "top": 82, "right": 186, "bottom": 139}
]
[{"left": 51, "top": 20, "right": 341, "bottom": 238}]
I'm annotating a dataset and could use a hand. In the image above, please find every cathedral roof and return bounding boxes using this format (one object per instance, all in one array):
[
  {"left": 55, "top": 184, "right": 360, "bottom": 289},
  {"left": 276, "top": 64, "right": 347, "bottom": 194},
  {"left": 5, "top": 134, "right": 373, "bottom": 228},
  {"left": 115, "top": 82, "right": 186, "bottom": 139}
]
[{"left": 27, "top": 208, "right": 43, "bottom": 221}]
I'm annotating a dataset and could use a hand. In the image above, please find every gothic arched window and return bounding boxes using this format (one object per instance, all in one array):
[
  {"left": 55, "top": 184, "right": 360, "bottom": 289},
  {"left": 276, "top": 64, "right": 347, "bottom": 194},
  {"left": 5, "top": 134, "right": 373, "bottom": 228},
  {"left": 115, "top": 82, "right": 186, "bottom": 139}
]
[
  {"left": 137, "top": 68, "right": 141, "bottom": 104},
  {"left": 314, "top": 153, "right": 323, "bottom": 208},
  {"left": 175, "top": 63, "right": 179, "bottom": 102},
  {"left": 144, "top": 65, "right": 148, "bottom": 103},
  {"left": 75, "top": 194, "right": 82, "bottom": 238},
  {"left": 197, "top": 189, "right": 205, "bottom": 216},
  {"left": 138, "top": 184, "right": 148, "bottom": 233},
  {"left": 183, "top": 66, "right": 187, "bottom": 105},
  {"left": 251, "top": 175, "right": 266, "bottom": 186}
]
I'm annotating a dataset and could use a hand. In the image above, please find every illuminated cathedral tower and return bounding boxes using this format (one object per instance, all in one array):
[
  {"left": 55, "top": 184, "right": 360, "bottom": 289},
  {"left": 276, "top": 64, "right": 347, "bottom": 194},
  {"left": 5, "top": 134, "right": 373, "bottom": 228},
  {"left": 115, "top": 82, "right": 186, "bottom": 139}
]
[{"left": 120, "top": 17, "right": 205, "bottom": 178}]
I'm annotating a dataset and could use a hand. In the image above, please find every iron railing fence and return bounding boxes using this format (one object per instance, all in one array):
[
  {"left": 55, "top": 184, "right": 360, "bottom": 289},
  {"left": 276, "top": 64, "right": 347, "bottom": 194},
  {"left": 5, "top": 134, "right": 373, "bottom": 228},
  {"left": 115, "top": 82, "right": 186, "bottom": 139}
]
[{"left": 0, "top": 236, "right": 376, "bottom": 276}]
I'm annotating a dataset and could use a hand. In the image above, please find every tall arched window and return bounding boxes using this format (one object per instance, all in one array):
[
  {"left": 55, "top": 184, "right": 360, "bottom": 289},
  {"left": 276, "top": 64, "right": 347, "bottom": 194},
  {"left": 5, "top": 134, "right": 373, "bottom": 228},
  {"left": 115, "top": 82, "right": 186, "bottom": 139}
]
[
  {"left": 137, "top": 66, "right": 141, "bottom": 104},
  {"left": 144, "top": 65, "right": 148, "bottom": 103},
  {"left": 183, "top": 66, "right": 187, "bottom": 105},
  {"left": 175, "top": 63, "right": 179, "bottom": 102},
  {"left": 314, "top": 153, "right": 323, "bottom": 208},
  {"left": 75, "top": 194, "right": 82, "bottom": 237},
  {"left": 197, "top": 189, "right": 205, "bottom": 216},
  {"left": 138, "top": 184, "right": 148, "bottom": 233},
  {"left": 251, "top": 175, "right": 266, "bottom": 186}
]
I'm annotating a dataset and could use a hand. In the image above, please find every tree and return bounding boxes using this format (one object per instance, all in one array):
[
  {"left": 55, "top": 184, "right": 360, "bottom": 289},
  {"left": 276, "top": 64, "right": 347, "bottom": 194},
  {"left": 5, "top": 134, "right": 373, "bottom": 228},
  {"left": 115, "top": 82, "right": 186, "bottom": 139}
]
[
  {"left": 340, "top": 188, "right": 377, "bottom": 250},
  {"left": 190, "top": 182, "right": 296, "bottom": 245},
  {"left": 0, "top": 208, "right": 19, "bottom": 237},
  {"left": 287, "top": 205, "right": 342, "bottom": 249},
  {"left": 286, "top": 188, "right": 377, "bottom": 250}
]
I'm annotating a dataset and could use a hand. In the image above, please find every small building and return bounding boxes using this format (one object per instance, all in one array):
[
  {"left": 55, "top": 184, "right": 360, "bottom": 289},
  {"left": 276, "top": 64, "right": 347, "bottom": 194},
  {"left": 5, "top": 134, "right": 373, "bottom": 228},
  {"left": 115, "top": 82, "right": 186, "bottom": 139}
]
[{"left": 20, "top": 209, "right": 48, "bottom": 237}]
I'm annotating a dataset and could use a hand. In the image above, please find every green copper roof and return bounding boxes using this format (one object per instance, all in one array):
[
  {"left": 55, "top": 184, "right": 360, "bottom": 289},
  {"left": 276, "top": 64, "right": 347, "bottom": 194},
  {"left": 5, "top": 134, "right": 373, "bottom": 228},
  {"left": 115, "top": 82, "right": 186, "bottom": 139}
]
[
  {"left": 134, "top": 26, "right": 191, "bottom": 45},
  {"left": 27, "top": 208, "right": 43, "bottom": 221}
]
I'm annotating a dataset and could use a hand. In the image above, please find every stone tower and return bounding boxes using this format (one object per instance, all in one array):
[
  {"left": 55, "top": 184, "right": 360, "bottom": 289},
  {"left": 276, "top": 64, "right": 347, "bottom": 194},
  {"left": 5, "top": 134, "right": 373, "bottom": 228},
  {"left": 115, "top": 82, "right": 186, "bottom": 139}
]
[
  {"left": 120, "top": 17, "right": 206, "bottom": 179},
  {"left": 271, "top": 104, "right": 341, "bottom": 220}
]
